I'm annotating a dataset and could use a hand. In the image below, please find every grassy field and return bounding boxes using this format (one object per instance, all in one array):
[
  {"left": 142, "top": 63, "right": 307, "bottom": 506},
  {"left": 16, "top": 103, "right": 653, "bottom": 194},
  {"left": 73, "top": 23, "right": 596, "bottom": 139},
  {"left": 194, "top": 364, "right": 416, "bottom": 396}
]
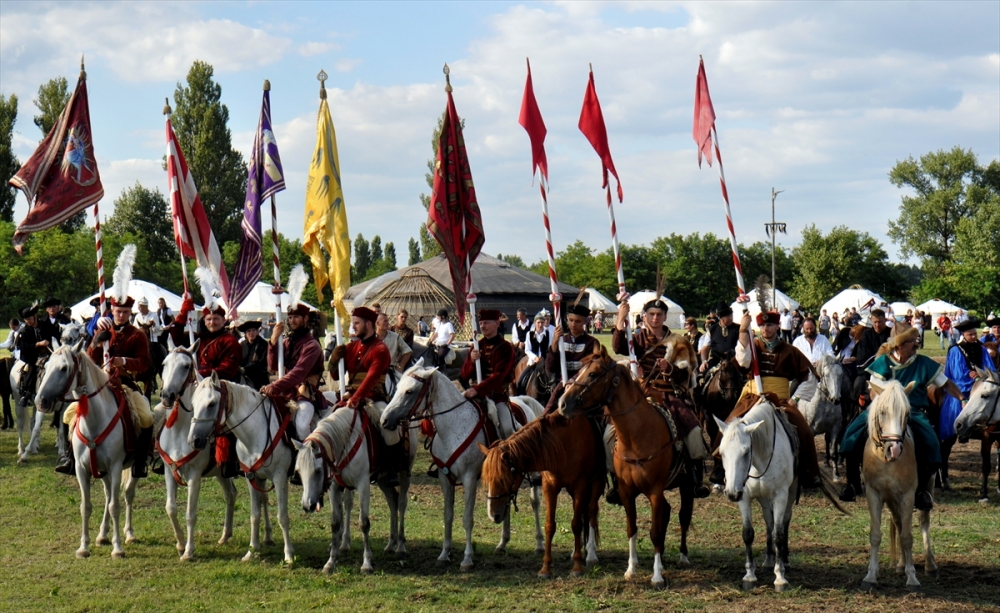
[{"left": 2, "top": 328, "right": 997, "bottom": 612}]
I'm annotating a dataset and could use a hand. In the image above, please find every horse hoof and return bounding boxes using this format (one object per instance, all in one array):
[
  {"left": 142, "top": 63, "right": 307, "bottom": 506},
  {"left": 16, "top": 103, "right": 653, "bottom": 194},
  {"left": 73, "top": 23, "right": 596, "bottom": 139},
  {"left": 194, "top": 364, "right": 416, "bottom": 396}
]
[
  {"left": 125, "top": 536, "right": 137, "bottom": 545},
  {"left": 535, "top": 546, "right": 545, "bottom": 555},
  {"left": 263, "top": 539, "right": 276, "bottom": 547},
  {"left": 494, "top": 544, "right": 507, "bottom": 553},
  {"left": 537, "top": 571, "right": 553, "bottom": 580},
  {"left": 218, "top": 537, "right": 231, "bottom": 545},
  {"left": 96, "top": 537, "right": 110, "bottom": 546},
  {"left": 361, "top": 566, "right": 374, "bottom": 575},
  {"left": 927, "top": 569, "right": 940, "bottom": 580},
  {"left": 774, "top": 582, "right": 789, "bottom": 593},
  {"left": 322, "top": 564, "right": 335, "bottom": 575},
  {"left": 571, "top": 570, "right": 585, "bottom": 579},
  {"left": 436, "top": 559, "right": 449, "bottom": 568},
  {"left": 906, "top": 584, "right": 922, "bottom": 593},
  {"left": 586, "top": 558, "right": 598, "bottom": 568},
  {"left": 742, "top": 581, "right": 756, "bottom": 592},
  {"left": 111, "top": 551, "right": 126, "bottom": 560},
  {"left": 651, "top": 579, "right": 667, "bottom": 590},
  {"left": 678, "top": 554, "right": 690, "bottom": 566},
  {"left": 339, "top": 545, "right": 350, "bottom": 553},
  {"left": 460, "top": 561, "right": 474, "bottom": 572},
  {"left": 860, "top": 581, "right": 877, "bottom": 592},
  {"left": 76, "top": 549, "right": 90, "bottom": 559},
  {"left": 979, "top": 498, "right": 990, "bottom": 505},
  {"left": 241, "top": 551, "right": 255, "bottom": 563},
  {"left": 396, "top": 550, "right": 409, "bottom": 559},
  {"left": 180, "top": 554, "right": 195, "bottom": 562}
]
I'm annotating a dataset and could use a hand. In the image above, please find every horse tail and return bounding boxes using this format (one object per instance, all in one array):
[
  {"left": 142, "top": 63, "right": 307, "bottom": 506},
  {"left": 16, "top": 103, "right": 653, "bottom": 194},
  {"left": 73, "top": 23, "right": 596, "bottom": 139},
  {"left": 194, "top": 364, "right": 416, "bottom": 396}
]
[{"left": 816, "top": 471, "right": 852, "bottom": 515}]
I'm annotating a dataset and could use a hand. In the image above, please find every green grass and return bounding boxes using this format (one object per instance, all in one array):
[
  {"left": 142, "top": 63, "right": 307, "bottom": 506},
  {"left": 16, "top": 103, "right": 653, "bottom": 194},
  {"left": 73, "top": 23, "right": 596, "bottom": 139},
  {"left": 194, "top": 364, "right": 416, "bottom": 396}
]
[{"left": 2, "top": 424, "right": 998, "bottom": 612}]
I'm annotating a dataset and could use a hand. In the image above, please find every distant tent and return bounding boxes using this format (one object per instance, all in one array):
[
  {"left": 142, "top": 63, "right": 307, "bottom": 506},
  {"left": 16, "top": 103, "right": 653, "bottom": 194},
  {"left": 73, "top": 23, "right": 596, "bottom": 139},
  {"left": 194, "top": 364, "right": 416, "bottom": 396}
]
[
  {"left": 584, "top": 287, "right": 618, "bottom": 313},
  {"left": 916, "top": 298, "right": 965, "bottom": 319},
  {"left": 731, "top": 288, "right": 800, "bottom": 329},
  {"left": 626, "top": 290, "right": 686, "bottom": 329},
  {"left": 890, "top": 301, "right": 917, "bottom": 318},
  {"left": 820, "top": 286, "right": 888, "bottom": 319},
  {"left": 363, "top": 269, "right": 455, "bottom": 321},
  {"left": 69, "top": 280, "right": 185, "bottom": 321},
  {"left": 228, "top": 282, "right": 317, "bottom": 322}
]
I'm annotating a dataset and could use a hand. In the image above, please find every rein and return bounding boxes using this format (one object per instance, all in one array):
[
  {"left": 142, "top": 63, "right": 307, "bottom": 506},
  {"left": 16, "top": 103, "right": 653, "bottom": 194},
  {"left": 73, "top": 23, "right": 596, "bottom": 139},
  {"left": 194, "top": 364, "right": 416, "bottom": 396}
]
[{"left": 746, "top": 405, "right": 779, "bottom": 481}]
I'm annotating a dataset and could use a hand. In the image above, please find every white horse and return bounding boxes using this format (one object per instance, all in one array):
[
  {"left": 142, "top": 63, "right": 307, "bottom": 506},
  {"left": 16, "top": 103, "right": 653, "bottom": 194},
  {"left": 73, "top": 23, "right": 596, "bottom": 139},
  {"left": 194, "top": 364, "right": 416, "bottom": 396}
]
[
  {"left": 294, "top": 404, "right": 418, "bottom": 573},
  {"left": 861, "top": 379, "right": 937, "bottom": 591},
  {"left": 954, "top": 368, "right": 1000, "bottom": 503},
  {"left": 157, "top": 347, "right": 238, "bottom": 560},
  {"left": 381, "top": 359, "right": 544, "bottom": 570},
  {"left": 8, "top": 323, "right": 84, "bottom": 463},
  {"left": 188, "top": 373, "right": 295, "bottom": 565},
  {"left": 714, "top": 398, "right": 798, "bottom": 592},
  {"left": 35, "top": 342, "right": 140, "bottom": 559},
  {"left": 797, "top": 354, "right": 845, "bottom": 477}
]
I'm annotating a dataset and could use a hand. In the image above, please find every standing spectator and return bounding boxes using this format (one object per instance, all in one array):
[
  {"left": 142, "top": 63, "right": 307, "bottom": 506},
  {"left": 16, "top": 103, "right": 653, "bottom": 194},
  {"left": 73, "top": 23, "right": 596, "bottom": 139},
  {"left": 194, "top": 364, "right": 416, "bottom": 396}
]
[
  {"left": 904, "top": 309, "right": 914, "bottom": 325},
  {"left": 791, "top": 309, "right": 804, "bottom": 339},
  {"left": 936, "top": 313, "right": 952, "bottom": 349},
  {"left": 819, "top": 309, "right": 832, "bottom": 339},
  {"left": 683, "top": 317, "right": 702, "bottom": 364},
  {"left": 428, "top": 309, "right": 455, "bottom": 367},
  {"left": 390, "top": 310, "right": 415, "bottom": 349},
  {"left": 779, "top": 309, "right": 793, "bottom": 343},
  {"left": 913, "top": 311, "right": 925, "bottom": 348},
  {"left": 511, "top": 308, "right": 530, "bottom": 349},
  {"left": 849, "top": 307, "right": 861, "bottom": 326},
  {"left": 1, "top": 318, "right": 22, "bottom": 361},
  {"left": 830, "top": 311, "right": 841, "bottom": 337},
  {"left": 593, "top": 311, "right": 604, "bottom": 334}
]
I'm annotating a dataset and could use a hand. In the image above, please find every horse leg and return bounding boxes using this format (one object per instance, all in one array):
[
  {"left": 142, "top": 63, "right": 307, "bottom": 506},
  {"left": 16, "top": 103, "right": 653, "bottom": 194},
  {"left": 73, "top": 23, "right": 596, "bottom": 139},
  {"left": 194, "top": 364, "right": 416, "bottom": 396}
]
[
  {"left": 261, "top": 485, "right": 275, "bottom": 546},
  {"left": 324, "top": 486, "right": 343, "bottom": 574},
  {"left": 569, "top": 486, "right": 587, "bottom": 578},
  {"left": 218, "top": 476, "right": 236, "bottom": 545},
  {"left": 437, "top": 477, "right": 455, "bottom": 566},
  {"left": 460, "top": 474, "right": 478, "bottom": 570},
  {"left": 358, "top": 480, "right": 374, "bottom": 573},
  {"left": 622, "top": 492, "right": 640, "bottom": 581},
  {"left": 760, "top": 498, "right": 775, "bottom": 568},
  {"left": 165, "top": 469, "right": 185, "bottom": 555},
  {"left": 772, "top": 491, "right": 792, "bottom": 592},
  {"left": 981, "top": 437, "right": 992, "bottom": 503},
  {"left": 530, "top": 482, "right": 544, "bottom": 554},
  {"left": 648, "top": 490, "right": 669, "bottom": 589},
  {"left": 340, "top": 489, "right": 354, "bottom": 551},
  {"left": 585, "top": 480, "right": 601, "bottom": 567},
  {"left": 678, "top": 486, "right": 693, "bottom": 566},
  {"left": 76, "top": 468, "right": 93, "bottom": 558},
  {"left": 861, "top": 494, "right": 882, "bottom": 589},
  {"left": 181, "top": 473, "right": 203, "bottom": 560},
  {"left": 16, "top": 400, "right": 30, "bottom": 462},
  {"left": 539, "top": 480, "right": 557, "bottom": 579},
  {"left": 243, "top": 482, "right": 262, "bottom": 562},
  {"left": 740, "top": 497, "right": 757, "bottom": 590},
  {"left": 96, "top": 476, "right": 113, "bottom": 547},
  {"left": 394, "top": 468, "right": 410, "bottom": 556},
  {"left": 892, "top": 502, "right": 919, "bottom": 590},
  {"left": 124, "top": 472, "right": 137, "bottom": 544},
  {"left": 919, "top": 506, "right": 938, "bottom": 579},
  {"left": 496, "top": 505, "right": 511, "bottom": 554},
  {"left": 379, "top": 478, "right": 400, "bottom": 554},
  {"left": 28, "top": 405, "right": 44, "bottom": 454},
  {"left": 107, "top": 468, "right": 125, "bottom": 559},
  {"left": 274, "top": 477, "right": 294, "bottom": 565}
]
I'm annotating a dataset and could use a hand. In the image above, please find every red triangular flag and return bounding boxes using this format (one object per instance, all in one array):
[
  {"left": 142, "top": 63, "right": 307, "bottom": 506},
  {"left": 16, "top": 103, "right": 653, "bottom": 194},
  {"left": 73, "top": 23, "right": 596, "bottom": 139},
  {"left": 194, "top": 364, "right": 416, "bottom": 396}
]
[
  {"left": 518, "top": 59, "right": 548, "bottom": 186},
  {"left": 693, "top": 58, "right": 717, "bottom": 168},
  {"left": 578, "top": 69, "right": 622, "bottom": 203}
]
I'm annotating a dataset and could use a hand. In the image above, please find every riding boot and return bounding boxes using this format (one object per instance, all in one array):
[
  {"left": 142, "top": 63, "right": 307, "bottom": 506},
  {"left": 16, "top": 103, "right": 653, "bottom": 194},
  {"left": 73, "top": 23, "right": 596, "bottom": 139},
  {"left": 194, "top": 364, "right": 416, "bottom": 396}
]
[
  {"left": 687, "top": 457, "right": 711, "bottom": 498},
  {"left": 709, "top": 459, "right": 726, "bottom": 486},
  {"left": 605, "top": 474, "right": 623, "bottom": 506},
  {"left": 838, "top": 452, "right": 862, "bottom": 502},
  {"left": 427, "top": 464, "right": 439, "bottom": 479},
  {"left": 223, "top": 434, "right": 240, "bottom": 479},
  {"left": 914, "top": 461, "right": 935, "bottom": 511},
  {"left": 131, "top": 426, "right": 152, "bottom": 479},
  {"left": 55, "top": 447, "right": 75, "bottom": 475}
]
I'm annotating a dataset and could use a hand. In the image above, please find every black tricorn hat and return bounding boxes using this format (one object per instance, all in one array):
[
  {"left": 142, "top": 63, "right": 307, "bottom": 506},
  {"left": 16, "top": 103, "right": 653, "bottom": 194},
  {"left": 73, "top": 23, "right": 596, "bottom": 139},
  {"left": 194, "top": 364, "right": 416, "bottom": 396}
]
[
  {"left": 19, "top": 304, "right": 39, "bottom": 319},
  {"left": 237, "top": 319, "right": 263, "bottom": 333},
  {"left": 42, "top": 297, "right": 62, "bottom": 308},
  {"left": 954, "top": 318, "right": 981, "bottom": 333}
]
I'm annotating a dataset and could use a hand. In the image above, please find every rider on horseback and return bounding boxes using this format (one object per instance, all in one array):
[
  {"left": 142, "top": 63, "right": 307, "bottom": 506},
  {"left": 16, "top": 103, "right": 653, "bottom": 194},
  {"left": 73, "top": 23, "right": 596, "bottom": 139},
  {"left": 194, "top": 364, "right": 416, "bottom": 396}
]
[
  {"left": 260, "top": 300, "right": 324, "bottom": 404},
  {"left": 614, "top": 297, "right": 711, "bottom": 499},
  {"left": 698, "top": 303, "right": 740, "bottom": 380},
  {"left": 14, "top": 305, "right": 44, "bottom": 407}
]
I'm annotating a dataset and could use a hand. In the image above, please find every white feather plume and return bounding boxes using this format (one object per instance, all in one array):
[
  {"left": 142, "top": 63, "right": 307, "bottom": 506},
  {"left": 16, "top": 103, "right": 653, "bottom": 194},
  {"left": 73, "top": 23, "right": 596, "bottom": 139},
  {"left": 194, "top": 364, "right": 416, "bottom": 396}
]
[
  {"left": 111, "top": 244, "right": 137, "bottom": 303},
  {"left": 287, "top": 264, "right": 308, "bottom": 309},
  {"left": 195, "top": 266, "right": 222, "bottom": 311}
]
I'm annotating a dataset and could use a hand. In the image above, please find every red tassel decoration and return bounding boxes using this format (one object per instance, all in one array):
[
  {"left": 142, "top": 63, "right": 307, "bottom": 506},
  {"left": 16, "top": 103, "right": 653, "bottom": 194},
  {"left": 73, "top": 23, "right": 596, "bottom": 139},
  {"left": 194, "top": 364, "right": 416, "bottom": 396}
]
[
  {"left": 77, "top": 394, "right": 89, "bottom": 420},
  {"left": 215, "top": 435, "right": 231, "bottom": 465},
  {"left": 165, "top": 403, "right": 179, "bottom": 429},
  {"left": 420, "top": 418, "right": 435, "bottom": 438}
]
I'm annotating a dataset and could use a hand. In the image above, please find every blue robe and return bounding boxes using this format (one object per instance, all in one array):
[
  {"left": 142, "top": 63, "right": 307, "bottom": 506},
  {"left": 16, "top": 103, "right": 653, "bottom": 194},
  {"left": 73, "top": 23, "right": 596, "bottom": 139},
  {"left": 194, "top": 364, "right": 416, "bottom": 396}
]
[{"left": 940, "top": 343, "right": 995, "bottom": 439}]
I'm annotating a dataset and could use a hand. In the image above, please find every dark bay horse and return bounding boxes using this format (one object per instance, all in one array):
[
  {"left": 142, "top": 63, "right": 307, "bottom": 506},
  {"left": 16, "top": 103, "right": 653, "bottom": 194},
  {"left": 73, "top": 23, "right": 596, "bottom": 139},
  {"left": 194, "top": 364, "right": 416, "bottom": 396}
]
[
  {"left": 511, "top": 356, "right": 556, "bottom": 406},
  {"left": 559, "top": 346, "right": 694, "bottom": 589},
  {"left": 480, "top": 412, "right": 605, "bottom": 579},
  {"left": 699, "top": 359, "right": 744, "bottom": 482}
]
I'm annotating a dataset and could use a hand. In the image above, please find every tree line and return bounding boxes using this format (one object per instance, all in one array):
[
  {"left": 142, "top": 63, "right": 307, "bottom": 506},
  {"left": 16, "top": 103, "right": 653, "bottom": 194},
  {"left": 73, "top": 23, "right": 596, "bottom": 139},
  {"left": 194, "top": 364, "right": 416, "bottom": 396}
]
[{"left": 2, "top": 61, "right": 995, "bottom": 320}]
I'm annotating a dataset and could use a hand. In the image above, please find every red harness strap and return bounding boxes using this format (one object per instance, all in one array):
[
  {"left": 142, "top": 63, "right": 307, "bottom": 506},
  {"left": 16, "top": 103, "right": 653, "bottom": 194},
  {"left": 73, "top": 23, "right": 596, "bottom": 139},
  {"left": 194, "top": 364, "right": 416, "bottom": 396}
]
[
  {"left": 74, "top": 390, "right": 127, "bottom": 479},
  {"left": 240, "top": 409, "right": 292, "bottom": 493},
  {"left": 508, "top": 401, "right": 528, "bottom": 429},
  {"left": 429, "top": 402, "right": 495, "bottom": 486},
  {"left": 155, "top": 439, "right": 202, "bottom": 487}
]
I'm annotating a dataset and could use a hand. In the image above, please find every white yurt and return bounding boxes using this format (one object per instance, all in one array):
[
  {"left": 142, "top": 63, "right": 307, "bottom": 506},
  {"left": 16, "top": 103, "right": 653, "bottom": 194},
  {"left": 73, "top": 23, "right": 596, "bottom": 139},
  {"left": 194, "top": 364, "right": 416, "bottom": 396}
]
[
  {"left": 584, "top": 287, "right": 618, "bottom": 313},
  {"left": 731, "top": 288, "right": 801, "bottom": 329},
  {"left": 889, "top": 301, "right": 918, "bottom": 319},
  {"left": 915, "top": 299, "right": 965, "bottom": 319},
  {"left": 820, "top": 287, "right": 888, "bottom": 319},
  {"left": 228, "top": 282, "right": 317, "bottom": 321},
  {"left": 626, "top": 290, "right": 686, "bottom": 329},
  {"left": 69, "top": 280, "right": 186, "bottom": 321}
]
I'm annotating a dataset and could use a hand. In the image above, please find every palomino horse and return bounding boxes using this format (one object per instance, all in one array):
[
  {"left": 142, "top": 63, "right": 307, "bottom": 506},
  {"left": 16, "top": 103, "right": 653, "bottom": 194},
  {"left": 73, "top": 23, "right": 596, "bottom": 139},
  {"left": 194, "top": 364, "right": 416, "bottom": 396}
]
[
  {"left": 954, "top": 368, "right": 1000, "bottom": 503},
  {"left": 35, "top": 342, "right": 140, "bottom": 559},
  {"left": 479, "top": 412, "right": 605, "bottom": 579},
  {"left": 797, "top": 354, "right": 845, "bottom": 477},
  {"left": 861, "top": 379, "right": 938, "bottom": 591},
  {"left": 714, "top": 398, "right": 799, "bottom": 592},
  {"left": 381, "top": 359, "right": 544, "bottom": 570},
  {"left": 157, "top": 348, "right": 237, "bottom": 560},
  {"left": 559, "top": 346, "right": 695, "bottom": 589},
  {"left": 188, "top": 374, "right": 295, "bottom": 565},
  {"left": 295, "top": 405, "right": 418, "bottom": 573}
]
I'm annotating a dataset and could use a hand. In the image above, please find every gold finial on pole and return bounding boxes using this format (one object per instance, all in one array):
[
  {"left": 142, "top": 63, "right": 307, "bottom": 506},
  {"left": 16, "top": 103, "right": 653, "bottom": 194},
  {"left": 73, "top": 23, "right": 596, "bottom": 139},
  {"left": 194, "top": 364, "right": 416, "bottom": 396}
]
[
  {"left": 80, "top": 55, "right": 86, "bottom": 79},
  {"left": 163, "top": 97, "right": 172, "bottom": 116},
  {"left": 263, "top": 79, "right": 271, "bottom": 92},
  {"left": 317, "top": 69, "right": 328, "bottom": 100},
  {"left": 443, "top": 63, "right": 452, "bottom": 93}
]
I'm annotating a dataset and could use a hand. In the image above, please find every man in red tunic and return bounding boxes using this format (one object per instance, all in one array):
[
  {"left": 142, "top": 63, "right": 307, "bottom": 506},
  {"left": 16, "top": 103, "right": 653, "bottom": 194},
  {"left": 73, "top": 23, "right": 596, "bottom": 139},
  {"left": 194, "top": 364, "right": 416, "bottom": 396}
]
[
  {"left": 459, "top": 308, "right": 517, "bottom": 426},
  {"left": 195, "top": 304, "right": 242, "bottom": 383},
  {"left": 57, "top": 294, "right": 154, "bottom": 477},
  {"left": 328, "top": 306, "right": 401, "bottom": 483},
  {"left": 261, "top": 302, "right": 324, "bottom": 401}
]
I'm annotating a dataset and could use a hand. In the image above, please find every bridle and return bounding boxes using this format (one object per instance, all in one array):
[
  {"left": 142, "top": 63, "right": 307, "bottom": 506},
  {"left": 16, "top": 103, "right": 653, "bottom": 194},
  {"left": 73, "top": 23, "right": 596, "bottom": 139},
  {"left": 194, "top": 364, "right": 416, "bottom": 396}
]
[
  {"left": 871, "top": 405, "right": 909, "bottom": 451},
  {"left": 744, "top": 404, "right": 778, "bottom": 481},
  {"left": 562, "top": 357, "right": 638, "bottom": 417},
  {"left": 967, "top": 374, "right": 1000, "bottom": 432},
  {"left": 484, "top": 445, "right": 523, "bottom": 513}
]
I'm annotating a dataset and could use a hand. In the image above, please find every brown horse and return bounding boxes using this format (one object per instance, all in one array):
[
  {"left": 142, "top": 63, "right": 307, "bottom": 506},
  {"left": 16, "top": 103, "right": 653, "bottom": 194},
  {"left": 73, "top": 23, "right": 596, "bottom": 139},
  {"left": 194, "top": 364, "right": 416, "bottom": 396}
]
[
  {"left": 511, "top": 355, "right": 556, "bottom": 405},
  {"left": 0, "top": 356, "right": 14, "bottom": 429},
  {"left": 559, "top": 345, "right": 694, "bottom": 589},
  {"left": 479, "top": 412, "right": 605, "bottom": 579},
  {"left": 698, "top": 358, "right": 744, "bottom": 483}
]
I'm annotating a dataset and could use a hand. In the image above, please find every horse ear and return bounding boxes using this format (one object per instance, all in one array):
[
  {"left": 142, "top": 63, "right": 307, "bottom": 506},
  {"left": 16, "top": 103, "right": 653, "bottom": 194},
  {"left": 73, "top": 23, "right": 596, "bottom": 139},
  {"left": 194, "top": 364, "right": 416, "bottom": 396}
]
[
  {"left": 292, "top": 439, "right": 305, "bottom": 451},
  {"left": 904, "top": 381, "right": 915, "bottom": 395},
  {"left": 210, "top": 371, "right": 219, "bottom": 386},
  {"left": 167, "top": 334, "right": 176, "bottom": 351},
  {"left": 190, "top": 339, "right": 201, "bottom": 354},
  {"left": 476, "top": 442, "right": 490, "bottom": 456},
  {"left": 73, "top": 338, "right": 87, "bottom": 353},
  {"left": 744, "top": 421, "right": 764, "bottom": 435},
  {"left": 868, "top": 379, "right": 885, "bottom": 397},
  {"left": 713, "top": 415, "right": 728, "bottom": 432},
  {"left": 415, "top": 357, "right": 424, "bottom": 369},
  {"left": 974, "top": 365, "right": 988, "bottom": 380}
]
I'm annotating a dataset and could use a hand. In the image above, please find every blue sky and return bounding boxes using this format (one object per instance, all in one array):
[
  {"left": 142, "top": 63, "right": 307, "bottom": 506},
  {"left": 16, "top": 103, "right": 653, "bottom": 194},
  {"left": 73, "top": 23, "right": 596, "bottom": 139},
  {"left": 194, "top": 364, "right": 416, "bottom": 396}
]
[{"left": 2, "top": 1, "right": 998, "bottom": 271}]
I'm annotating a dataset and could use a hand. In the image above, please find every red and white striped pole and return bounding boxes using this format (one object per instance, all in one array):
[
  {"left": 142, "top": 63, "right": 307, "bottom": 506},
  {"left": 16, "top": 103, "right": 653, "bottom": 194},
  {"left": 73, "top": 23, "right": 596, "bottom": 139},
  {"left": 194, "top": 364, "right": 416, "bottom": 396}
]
[
  {"left": 710, "top": 125, "right": 763, "bottom": 393},
  {"left": 539, "top": 180, "right": 568, "bottom": 383},
  {"left": 605, "top": 185, "right": 639, "bottom": 377},
  {"left": 93, "top": 203, "right": 110, "bottom": 369}
]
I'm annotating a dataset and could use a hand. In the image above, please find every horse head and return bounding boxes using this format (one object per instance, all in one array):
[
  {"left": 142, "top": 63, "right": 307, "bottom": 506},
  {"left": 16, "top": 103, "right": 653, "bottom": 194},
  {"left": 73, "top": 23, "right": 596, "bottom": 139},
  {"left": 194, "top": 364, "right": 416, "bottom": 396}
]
[
  {"left": 954, "top": 368, "right": 1000, "bottom": 442},
  {"left": 35, "top": 340, "right": 88, "bottom": 412},
  {"left": 160, "top": 345, "right": 198, "bottom": 408},
  {"left": 867, "top": 379, "right": 914, "bottom": 462},
  {"left": 714, "top": 409, "right": 766, "bottom": 502},
  {"left": 381, "top": 357, "right": 435, "bottom": 431},
  {"left": 817, "top": 354, "right": 842, "bottom": 403},
  {"left": 293, "top": 437, "right": 327, "bottom": 513},
  {"left": 188, "top": 372, "right": 223, "bottom": 451},
  {"left": 478, "top": 440, "right": 522, "bottom": 524},
  {"left": 57, "top": 322, "right": 86, "bottom": 350},
  {"left": 558, "top": 344, "right": 618, "bottom": 418}
]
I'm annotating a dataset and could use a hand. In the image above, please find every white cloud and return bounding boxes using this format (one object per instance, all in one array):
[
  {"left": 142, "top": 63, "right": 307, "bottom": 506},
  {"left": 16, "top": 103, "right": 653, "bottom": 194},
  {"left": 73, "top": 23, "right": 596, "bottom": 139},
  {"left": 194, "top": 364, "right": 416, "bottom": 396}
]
[{"left": 299, "top": 42, "right": 339, "bottom": 57}]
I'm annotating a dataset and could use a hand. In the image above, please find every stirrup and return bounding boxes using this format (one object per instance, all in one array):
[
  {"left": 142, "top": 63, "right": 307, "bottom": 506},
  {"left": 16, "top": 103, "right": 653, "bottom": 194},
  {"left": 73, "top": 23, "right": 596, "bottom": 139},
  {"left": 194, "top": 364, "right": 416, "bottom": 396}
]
[{"left": 914, "top": 490, "right": 934, "bottom": 511}]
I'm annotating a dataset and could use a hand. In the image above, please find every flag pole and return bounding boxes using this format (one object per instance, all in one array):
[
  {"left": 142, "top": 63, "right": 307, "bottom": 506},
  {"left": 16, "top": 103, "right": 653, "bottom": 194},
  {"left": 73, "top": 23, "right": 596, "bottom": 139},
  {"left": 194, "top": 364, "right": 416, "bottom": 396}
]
[
  {"left": 263, "top": 80, "right": 285, "bottom": 379},
  {"left": 164, "top": 98, "right": 195, "bottom": 347},
  {"left": 700, "top": 56, "right": 762, "bottom": 393},
  {"left": 540, "top": 186, "right": 568, "bottom": 383},
  {"left": 93, "top": 204, "right": 110, "bottom": 370}
]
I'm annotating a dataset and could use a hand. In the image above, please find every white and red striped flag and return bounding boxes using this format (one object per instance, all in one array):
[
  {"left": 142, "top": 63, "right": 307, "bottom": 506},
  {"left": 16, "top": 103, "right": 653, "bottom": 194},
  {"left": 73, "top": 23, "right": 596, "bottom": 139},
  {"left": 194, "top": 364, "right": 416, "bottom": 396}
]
[{"left": 165, "top": 116, "right": 230, "bottom": 298}]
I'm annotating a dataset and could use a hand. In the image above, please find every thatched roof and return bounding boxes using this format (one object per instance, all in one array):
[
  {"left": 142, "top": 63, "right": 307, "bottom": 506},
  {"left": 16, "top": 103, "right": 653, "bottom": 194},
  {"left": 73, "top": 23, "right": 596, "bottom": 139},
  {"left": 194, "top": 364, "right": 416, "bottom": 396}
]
[{"left": 363, "top": 269, "right": 454, "bottom": 319}]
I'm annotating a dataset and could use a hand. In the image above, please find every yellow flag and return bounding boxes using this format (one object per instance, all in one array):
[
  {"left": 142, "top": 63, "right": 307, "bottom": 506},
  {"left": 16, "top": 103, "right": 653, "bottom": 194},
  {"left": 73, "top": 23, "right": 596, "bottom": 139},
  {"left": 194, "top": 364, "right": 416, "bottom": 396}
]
[{"left": 303, "top": 96, "right": 350, "bottom": 320}]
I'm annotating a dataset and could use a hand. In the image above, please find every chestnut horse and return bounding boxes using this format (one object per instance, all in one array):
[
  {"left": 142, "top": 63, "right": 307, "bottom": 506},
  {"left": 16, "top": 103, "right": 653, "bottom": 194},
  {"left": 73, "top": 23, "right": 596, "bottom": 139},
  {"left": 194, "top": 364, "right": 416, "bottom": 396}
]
[
  {"left": 559, "top": 346, "right": 694, "bottom": 589},
  {"left": 480, "top": 412, "right": 605, "bottom": 579}
]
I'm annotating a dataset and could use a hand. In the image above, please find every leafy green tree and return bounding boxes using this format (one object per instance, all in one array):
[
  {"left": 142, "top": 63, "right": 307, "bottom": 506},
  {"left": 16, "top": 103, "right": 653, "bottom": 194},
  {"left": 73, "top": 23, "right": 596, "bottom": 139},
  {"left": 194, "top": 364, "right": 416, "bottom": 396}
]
[
  {"left": 170, "top": 61, "right": 247, "bottom": 246},
  {"left": 32, "top": 78, "right": 85, "bottom": 231},
  {"left": 106, "top": 183, "right": 174, "bottom": 263},
  {"left": 496, "top": 253, "right": 525, "bottom": 269},
  {"left": 0, "top": 222, "right": 97, "bottom": 316},
  {"left": 887, "top": 147, "right": 989, "bottom": 263},
  {"left": 407, "top": 237, "right": 421, "bottom": 265},
  {"left": 792, "top": 225, "right": 905, "bottom": 309},
  {"left": 649, "top": 233, "right": 733, "bottom": 316},
  {"left": 384, "top": 242, "right": 397, "bottom": 269},
  {"left": 0, "top": 93, "right": 19, "bottom": 222},
  {"left": 353, "top": 233, "right": 370, "bottom": 279},
  {"left": 370, "top": 235, "right": 383, "bottom": 263}
]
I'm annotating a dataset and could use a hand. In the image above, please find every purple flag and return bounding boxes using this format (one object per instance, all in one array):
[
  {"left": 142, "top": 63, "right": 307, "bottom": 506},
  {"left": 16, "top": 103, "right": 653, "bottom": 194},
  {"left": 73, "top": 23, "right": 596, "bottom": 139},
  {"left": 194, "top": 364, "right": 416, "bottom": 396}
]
[{"left": 228, "top": 88, "right": 286, "bottom": 310}]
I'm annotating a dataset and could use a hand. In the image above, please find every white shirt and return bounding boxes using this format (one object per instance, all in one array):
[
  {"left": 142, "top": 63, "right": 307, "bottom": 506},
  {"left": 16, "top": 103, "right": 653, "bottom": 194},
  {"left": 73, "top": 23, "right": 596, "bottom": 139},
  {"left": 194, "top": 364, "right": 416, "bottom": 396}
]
[
  {"left": 380, "top": 329, "right": 410, "bottom": 369},
  {"left": 133, "top": 309, "right": 159, "bottom": 341},
  {"left": 697, "top": 332, "right": 711, "bottom": 352},
  {"left": 431, "top": 320, "right": 455, "bottom": 347},
  {"left": 779, "top": 313, "right": 793, "bottom": 331},
  {"left": 792, "top": 334, "right": 834, "bottom": 363},
  {"left": 524, "top": 329, "right": 550, "bottom": 364},
  {"left": 1, "top": 327, "right": 21, "bottom": 361}
]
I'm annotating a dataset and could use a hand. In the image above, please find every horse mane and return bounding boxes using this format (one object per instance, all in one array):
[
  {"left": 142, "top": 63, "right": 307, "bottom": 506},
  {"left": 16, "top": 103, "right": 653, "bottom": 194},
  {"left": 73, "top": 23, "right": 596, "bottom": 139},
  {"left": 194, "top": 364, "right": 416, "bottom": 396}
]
[
  {"left": 741, "top": 396, "right": 776, "bottom": 427},
  {"left": 73, "top": 345, "right": 108, "bottom": 390},
  {"left": 307, "top": 408, "right": 356, "bottom": 460},
  {"left": 482, "top": 417, "right": 564, "bottom": 485},
  {"left": 867, "top": 379, "right": 910, "bottom": 433}
]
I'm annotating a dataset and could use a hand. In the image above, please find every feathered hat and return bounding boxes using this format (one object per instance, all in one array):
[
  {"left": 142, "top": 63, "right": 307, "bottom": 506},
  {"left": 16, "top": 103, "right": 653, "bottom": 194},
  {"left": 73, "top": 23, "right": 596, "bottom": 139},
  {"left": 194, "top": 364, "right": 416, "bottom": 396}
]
[
  {"left": 110, "top": 244, "right": 137, "bottom": 308},
  {"left": 642, "top": 265, "right": 670, "bottom": 313},
  {"left": 196, "top": 266, "right": 226, "bottom": 317},
  {"left": 567, "top": 287, "right": 590, "bottom": 318},
  {"left": 754, "top": 274, "right": 779, "bottom": 325},
  {"left": 286, "top": 264, "right": 311, "bottom": 317}
]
